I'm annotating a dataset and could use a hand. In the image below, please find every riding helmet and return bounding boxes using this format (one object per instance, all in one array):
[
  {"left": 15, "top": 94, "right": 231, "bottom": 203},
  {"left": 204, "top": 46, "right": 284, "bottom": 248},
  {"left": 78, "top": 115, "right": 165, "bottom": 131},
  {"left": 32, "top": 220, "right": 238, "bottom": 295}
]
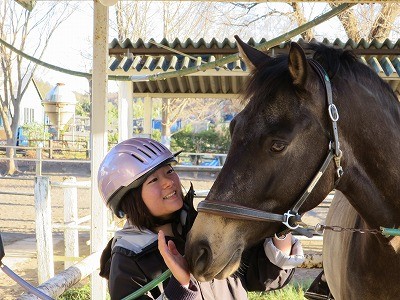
[{"left": 98, "top": 138, "right": 178, "bottom": 217}]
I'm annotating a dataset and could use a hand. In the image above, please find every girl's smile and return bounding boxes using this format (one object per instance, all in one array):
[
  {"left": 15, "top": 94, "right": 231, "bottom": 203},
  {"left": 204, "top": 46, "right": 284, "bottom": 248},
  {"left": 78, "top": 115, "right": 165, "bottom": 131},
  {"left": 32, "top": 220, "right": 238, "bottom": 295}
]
[{"left": 142, "top": 165, "right": 184, "bottom": 218}]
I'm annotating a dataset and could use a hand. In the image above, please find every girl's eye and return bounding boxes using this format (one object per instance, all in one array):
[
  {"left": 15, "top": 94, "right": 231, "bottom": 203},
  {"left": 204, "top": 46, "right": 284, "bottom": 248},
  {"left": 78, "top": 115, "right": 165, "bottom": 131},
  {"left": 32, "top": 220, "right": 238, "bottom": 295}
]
[
  {"left": 270, "top": 141, "right": 287, "bottom": 152},
  {"left": 147, "top": 177, "right": 157, "bottom": 184},
  {"left": 167, "top": 168, "right": 175, "bottom": 174}
]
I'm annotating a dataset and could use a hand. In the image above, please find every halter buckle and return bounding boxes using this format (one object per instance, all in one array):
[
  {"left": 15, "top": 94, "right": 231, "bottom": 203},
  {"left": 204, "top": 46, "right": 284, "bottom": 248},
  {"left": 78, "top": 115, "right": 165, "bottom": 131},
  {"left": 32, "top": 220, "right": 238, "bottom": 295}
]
[{"left": 282, "top": 211, "right": 300, "bottom": 230}]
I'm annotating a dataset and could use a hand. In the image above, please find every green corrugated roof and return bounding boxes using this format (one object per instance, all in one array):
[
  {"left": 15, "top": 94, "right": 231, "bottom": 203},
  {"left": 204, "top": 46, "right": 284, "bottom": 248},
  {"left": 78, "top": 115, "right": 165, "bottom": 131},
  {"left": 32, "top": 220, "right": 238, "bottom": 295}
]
[{"left": 108, "top": 38, "right": 400, "bottom": 97}]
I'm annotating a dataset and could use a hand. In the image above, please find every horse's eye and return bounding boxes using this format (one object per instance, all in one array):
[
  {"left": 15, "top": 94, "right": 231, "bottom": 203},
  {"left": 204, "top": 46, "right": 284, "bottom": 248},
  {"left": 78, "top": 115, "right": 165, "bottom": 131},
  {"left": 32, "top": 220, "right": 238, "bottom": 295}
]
[{"left": 270, "top": 141, "right": 286, "bottom": 152}]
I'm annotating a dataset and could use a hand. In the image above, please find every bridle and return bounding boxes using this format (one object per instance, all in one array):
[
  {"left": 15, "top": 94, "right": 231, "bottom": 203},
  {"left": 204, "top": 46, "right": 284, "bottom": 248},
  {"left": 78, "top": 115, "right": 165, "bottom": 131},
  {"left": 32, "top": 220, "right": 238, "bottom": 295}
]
[{"left": 197, "top": 60, "right": 344, "bottom": 238}]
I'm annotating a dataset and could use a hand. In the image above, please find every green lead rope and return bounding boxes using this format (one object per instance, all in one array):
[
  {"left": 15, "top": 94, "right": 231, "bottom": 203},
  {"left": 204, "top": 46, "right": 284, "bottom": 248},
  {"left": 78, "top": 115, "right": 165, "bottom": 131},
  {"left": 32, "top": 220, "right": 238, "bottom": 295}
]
[
  {"left": 122, "top": 269, "right": 172, "bottom": 300},
  {"left": 381, "top": 227, "right": 400, "bottom": 237}
]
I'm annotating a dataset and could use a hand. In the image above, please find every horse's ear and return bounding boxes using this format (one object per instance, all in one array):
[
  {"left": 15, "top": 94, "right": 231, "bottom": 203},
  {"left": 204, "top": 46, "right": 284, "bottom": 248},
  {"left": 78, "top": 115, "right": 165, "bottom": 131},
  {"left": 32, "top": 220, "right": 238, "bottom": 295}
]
[
  {"left": 235, "top": 35, "right": 271, "bottom": 72},
  {"left": 288, "top": 42, "right": 308, "bottom": 87}
]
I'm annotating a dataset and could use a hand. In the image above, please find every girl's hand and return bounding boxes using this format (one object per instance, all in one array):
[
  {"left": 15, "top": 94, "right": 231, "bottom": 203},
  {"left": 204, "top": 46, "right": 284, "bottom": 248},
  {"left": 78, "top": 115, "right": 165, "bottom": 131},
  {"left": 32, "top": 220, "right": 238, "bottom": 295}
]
[{"left": 158, "top": 230, "right": 190, "bottom": 286}]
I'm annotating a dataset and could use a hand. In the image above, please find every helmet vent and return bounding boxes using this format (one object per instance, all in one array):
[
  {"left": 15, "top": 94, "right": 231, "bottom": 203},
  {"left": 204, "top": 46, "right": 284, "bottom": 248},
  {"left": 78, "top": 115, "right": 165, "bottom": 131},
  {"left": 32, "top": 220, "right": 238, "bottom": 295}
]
[
  {"left": 138, "top": 148, "right": 152, "bottom": 158},
  {"left": 144, "top": 144, "right": 158, "bottom": 155},
  {"left": 131, "top": 153, "right": 144, "bottom": 162},
  {"left": 150, "top": 141, "right": 165, "bottom": 152}
]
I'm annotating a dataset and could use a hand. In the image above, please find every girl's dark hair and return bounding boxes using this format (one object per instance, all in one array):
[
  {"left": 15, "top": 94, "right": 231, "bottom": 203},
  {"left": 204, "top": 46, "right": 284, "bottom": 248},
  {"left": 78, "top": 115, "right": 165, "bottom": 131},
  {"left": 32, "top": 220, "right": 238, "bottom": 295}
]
[{"left": 120, "top": 187, "right": 158, "bottom": 231}]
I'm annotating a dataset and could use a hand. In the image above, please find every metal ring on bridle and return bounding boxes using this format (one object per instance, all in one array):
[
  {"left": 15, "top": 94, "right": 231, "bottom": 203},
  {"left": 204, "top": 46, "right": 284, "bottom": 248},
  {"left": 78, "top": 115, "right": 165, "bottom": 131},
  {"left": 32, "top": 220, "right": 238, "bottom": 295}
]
[{"left": 328, "top": 104, "right": 339, "bottom": 122}]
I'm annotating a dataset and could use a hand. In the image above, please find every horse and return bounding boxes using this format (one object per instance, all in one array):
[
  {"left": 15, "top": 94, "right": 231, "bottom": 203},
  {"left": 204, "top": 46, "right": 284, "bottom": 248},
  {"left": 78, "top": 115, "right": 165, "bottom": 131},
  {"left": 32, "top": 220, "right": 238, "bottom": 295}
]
[{"left": 184, "top": 36, "right": 400, "bottom": 300}]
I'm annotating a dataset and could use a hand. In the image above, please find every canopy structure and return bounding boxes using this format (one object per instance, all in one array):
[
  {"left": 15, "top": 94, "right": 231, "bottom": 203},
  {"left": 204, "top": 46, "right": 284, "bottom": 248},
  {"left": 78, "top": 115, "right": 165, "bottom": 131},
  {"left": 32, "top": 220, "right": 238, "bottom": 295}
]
[{"left": 109, "top": 38, "right": 400, "bottom": 97}]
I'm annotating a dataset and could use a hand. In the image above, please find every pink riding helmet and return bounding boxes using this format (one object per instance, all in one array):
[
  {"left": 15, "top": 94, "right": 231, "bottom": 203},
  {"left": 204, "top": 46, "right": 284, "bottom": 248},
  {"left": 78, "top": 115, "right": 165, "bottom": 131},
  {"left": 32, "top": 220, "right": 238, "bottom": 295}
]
[{"left": 98, "top": 138, "right": 178, "bottom": 217}]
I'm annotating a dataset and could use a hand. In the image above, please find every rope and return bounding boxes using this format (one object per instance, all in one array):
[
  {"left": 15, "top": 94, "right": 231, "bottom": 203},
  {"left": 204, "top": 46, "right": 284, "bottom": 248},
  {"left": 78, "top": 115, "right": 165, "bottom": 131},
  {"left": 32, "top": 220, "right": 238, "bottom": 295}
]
[
  {"left": 0, "top": 37, "right": 130, "bottom": 81},
  {"left": 121, "top": 269, "right": 172, "bottom": 300},
  {"left": 381, "top": 227, "right": 400, "bottom": 237}
]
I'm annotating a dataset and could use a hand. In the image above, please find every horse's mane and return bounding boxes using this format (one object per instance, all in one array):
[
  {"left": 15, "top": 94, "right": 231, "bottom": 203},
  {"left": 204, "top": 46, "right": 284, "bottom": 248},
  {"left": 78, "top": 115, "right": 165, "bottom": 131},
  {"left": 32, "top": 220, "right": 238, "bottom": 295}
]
[
  {"left": 307, "top": 43, "right": 399, "bottom": 110},
  {"left": 243, "top": 42, "right": 398, "bottom": 108}
]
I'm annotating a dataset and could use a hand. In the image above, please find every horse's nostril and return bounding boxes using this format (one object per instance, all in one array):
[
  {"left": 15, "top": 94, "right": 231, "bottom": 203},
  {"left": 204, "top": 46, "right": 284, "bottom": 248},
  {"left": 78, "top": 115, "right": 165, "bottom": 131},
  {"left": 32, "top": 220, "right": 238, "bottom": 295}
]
[{"left": 192, "top": 242, "right": 212, "bottom": 275}]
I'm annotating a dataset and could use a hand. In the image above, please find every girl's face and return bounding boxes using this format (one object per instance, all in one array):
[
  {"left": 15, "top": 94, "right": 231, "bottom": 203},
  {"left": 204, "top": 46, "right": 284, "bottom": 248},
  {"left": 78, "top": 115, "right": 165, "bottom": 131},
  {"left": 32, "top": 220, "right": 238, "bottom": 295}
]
[{"left": 141, "top": 164, "right": 184, "bottom": 219}]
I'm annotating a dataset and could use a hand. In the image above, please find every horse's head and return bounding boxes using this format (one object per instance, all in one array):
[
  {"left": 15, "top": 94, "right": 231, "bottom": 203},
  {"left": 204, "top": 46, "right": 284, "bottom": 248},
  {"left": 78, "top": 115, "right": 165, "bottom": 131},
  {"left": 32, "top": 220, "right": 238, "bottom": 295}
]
[{"left": 185, "top": 37, "right": 341, "bottom": 281}]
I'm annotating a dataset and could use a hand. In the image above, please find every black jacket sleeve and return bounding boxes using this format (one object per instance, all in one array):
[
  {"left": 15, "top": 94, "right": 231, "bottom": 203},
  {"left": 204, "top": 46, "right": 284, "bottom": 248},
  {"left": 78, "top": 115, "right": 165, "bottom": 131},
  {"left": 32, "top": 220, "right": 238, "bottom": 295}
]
[{"left": 240, "top": 241, "right": 295, "bottom": 292}]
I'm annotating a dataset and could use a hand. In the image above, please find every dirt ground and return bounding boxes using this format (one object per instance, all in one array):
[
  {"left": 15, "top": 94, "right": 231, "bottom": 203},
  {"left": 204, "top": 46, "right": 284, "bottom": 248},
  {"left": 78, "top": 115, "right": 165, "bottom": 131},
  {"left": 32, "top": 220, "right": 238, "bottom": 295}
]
[{"left": 0, "top": 162, "right": 324, "bottom": 299}]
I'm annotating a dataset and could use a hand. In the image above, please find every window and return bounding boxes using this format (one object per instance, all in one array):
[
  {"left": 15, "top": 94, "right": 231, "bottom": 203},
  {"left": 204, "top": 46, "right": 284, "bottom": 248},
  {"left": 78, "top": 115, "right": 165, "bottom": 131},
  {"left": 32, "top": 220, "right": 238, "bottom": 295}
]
[{"left": 24, "top": 108, "right": 34, "bottom": 123}]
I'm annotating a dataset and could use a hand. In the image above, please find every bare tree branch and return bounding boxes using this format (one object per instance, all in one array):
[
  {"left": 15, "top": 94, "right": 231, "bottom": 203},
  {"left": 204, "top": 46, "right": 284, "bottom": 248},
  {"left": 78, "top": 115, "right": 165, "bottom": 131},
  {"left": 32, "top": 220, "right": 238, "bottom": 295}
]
[
  {"left": 328, "top": 3, "right": 361, "bottom": 41},
  {"left": 0, "top": 1, "right": 75, "bottom": 174},
  {"left": 369, "top": 3, "right": 400, "bottom": 41},
  {"left": 289, "top": 3, "right": 314, "bottom": 41}
]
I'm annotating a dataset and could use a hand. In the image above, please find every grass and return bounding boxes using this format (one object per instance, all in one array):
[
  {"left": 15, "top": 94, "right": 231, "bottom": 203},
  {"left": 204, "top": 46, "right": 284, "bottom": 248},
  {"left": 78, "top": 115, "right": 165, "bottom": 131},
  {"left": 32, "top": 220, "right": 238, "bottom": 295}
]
[
  {"left": 58, "top": 281, "right": 310, "bottom": 300},
  {"left": 248, "top": 281, "right": 311, "bottom": 300},
  {"left": 57, "top": 284, "right": 91, "bottom": 300}
]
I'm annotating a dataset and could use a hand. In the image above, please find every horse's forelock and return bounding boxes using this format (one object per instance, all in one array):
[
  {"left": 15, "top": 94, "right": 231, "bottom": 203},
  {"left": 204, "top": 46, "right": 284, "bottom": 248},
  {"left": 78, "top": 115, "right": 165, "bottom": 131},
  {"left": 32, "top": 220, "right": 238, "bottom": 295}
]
[{"left": 243, "top": 55, "right": 293, "bottom": 106}]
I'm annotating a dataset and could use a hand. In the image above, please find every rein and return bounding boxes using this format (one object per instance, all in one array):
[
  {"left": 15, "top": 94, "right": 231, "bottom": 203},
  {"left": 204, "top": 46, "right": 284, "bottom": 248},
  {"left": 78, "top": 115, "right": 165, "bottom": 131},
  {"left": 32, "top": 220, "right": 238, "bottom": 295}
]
[{"left": 197, "top": 60, "right": 344, "bottom": 238}]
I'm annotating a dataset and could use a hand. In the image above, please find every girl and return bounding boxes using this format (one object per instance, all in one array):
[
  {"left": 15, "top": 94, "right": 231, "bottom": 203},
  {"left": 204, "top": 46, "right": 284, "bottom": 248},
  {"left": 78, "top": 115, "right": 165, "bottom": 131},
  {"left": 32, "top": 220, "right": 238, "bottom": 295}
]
[{"left": 99, "top": 138, "right": 304, "bottom": 300}]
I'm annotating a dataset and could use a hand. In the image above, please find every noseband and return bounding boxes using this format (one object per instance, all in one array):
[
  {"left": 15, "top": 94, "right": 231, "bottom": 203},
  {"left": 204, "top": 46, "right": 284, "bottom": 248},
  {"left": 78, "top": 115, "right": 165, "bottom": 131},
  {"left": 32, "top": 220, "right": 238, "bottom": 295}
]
[{"left": 197, "top": 60, "right": 344, "bottom": 238}]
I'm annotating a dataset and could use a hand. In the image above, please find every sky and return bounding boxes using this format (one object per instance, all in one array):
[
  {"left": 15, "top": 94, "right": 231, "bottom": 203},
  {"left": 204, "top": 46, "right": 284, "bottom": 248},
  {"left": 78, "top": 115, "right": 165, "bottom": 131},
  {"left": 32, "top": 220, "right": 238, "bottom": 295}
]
[{"left": 34, "top": 2, "right": 95, "bottom": 93}]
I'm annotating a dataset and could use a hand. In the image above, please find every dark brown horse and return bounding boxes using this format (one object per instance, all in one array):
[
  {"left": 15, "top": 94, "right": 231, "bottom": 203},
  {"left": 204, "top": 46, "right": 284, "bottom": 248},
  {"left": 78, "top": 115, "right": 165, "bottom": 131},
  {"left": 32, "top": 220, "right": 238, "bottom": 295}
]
[{"left": 185, "top": 37, "right": 400, "bottom": 299}]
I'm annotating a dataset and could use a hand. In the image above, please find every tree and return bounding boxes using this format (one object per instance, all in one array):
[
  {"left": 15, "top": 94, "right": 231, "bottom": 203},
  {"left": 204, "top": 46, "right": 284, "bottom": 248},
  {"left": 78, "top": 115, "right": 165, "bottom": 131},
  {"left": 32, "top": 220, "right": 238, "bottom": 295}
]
[
  {"left": 0, "top": 1, "right": 75, "bottom": 174},
  {"left": 112, "top": 1, "right": 223, "bottom": 148},
  {"left": 218, "top": 3, "right": 400, "bottom": 42},
  {"left": 154, "top": 97, "right": 229, "bottom": 148},
  {"left": 112, "top": 1, "right": 213, "bottom": 41},
  {"left": 328, "top": 3, "right": 400, "bottom": 41}
]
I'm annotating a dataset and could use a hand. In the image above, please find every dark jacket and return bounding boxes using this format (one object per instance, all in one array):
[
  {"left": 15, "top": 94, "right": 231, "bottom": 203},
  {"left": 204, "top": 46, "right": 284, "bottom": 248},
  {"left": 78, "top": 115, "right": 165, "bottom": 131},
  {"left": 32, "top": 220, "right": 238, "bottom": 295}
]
[{"left": 99, "top": 187, "right": 294, "bottom": 300}]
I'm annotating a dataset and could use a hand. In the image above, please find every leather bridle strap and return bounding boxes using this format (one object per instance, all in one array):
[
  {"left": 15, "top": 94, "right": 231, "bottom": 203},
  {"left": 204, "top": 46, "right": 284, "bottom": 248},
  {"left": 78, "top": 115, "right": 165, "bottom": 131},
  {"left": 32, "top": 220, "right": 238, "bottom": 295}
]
[
  {"left": 309, "top": 60, "right": 341, "bottom": 158},
  {"left": 197, "top": 201, "right": 289, "bottom": 223},
  {"left": 291, "top": 149, "right": 335, "bottom": 213}
]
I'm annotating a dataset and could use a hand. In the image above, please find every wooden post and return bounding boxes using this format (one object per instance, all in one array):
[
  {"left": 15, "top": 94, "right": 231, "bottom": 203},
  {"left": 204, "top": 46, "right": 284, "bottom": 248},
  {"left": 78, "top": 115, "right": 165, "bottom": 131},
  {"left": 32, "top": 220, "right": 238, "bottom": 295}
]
[
  {"left": 86, "top": 140, "right": 89, "bottom": 159},
  {"left": 49, "top": 140, "right": 53, "bottom": 159},
  {"left": 63, "top": 176, "right": 79, "bottom": 269},
  {"left": 36, "top": 146, "right": 42, "bottom": 176},
  {"left": 118, "top": 81, "right": 132, "bottom": 142},
  {"left": 143, "top": 96, "right": 152, "bottom": 138},
  {"left": 34, "top": 176, "right": 54, "bottom": 284},
  {"left": 91, "top": 1, "right": 109, "bottom": 299}
]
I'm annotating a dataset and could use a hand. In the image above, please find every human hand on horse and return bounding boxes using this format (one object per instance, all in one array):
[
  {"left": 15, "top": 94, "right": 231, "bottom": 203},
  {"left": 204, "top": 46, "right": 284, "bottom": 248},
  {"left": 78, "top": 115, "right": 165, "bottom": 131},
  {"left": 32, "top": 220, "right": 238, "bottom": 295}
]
[
  {"left": 272, "top": 233, "right": 293, "bottom": 256},
  {"left": 158, "top": 229, "right": 190, "bottom": 286}
]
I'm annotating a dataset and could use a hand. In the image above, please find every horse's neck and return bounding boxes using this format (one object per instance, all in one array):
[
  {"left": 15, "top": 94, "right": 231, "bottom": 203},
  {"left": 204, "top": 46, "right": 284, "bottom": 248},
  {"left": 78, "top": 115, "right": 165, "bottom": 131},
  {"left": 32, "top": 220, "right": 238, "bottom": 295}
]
[
  {"left": 339, "top": 165, "right": 400, "bottom": 231},
  {"left": 337, "top": 79, "right": 400, "bottom": 230}
]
